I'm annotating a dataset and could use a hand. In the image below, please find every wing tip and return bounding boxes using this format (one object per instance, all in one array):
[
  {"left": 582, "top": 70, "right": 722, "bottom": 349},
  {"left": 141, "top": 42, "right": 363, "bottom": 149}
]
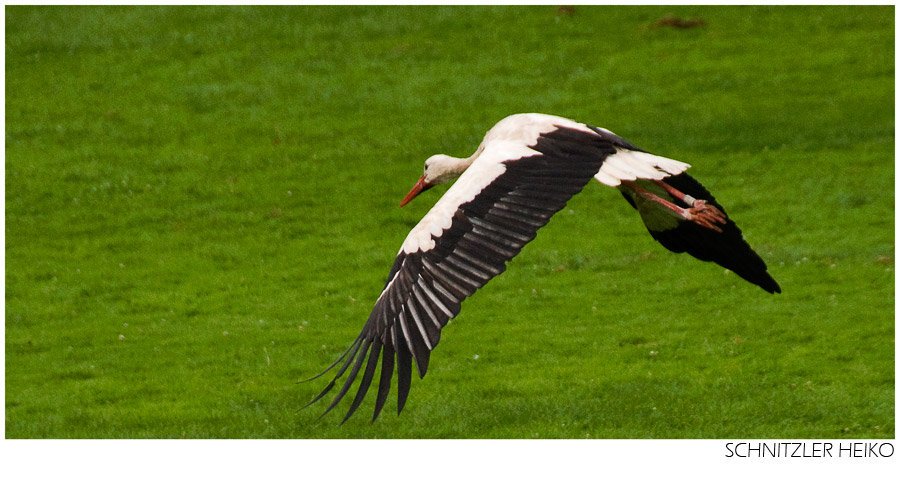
[{"left": 761, "top": 276, "right": 782, "bottom": 294}]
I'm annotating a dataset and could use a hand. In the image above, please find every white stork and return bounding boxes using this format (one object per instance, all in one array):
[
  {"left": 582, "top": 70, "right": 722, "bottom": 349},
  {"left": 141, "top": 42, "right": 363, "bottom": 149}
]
[{"left": 305, "top": 113, "right": 780, "bottom": 423}]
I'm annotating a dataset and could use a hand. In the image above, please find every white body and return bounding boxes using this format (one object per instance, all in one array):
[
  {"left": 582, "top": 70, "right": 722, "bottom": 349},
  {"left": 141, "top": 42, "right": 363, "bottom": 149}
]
[{"left": 402, "top": 113, "right": 690, "bottom": 254}]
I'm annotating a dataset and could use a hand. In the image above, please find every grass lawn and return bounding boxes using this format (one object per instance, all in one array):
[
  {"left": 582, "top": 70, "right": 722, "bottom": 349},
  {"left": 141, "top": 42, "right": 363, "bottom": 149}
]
[{"left": 5, "top": 5, "right": 894, "bottom": 438}]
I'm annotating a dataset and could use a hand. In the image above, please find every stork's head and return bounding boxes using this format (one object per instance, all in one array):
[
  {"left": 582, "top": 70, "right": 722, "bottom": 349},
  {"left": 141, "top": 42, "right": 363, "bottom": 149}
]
[{"left": 399, "top": 154, "right": 466, "bottom": 207}]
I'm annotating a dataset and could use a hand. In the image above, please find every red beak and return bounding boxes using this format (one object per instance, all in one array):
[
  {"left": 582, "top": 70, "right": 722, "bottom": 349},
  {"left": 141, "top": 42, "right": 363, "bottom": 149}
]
[{"left": 399, "top": 175, "right": 432, "bottom": 207}]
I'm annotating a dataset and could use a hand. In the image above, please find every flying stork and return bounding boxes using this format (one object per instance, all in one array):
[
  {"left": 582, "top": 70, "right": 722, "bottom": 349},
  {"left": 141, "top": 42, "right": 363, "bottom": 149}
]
[{"left": 305, "top": 113, "right": 780, "bottom": 423}]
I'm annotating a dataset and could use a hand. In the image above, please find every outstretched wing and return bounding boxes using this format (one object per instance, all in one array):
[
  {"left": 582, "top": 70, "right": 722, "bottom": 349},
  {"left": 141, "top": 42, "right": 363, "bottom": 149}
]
[
  {"left": 305, "top": 125, "right": 622, "bottom": 422},
  {"left": 620, "top": 173, "right": 781, "bottom": 293}
]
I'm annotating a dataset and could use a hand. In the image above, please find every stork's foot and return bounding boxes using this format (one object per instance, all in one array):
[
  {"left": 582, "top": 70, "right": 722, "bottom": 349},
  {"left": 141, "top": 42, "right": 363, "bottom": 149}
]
[{"left": 684, "top": 200, "right": 727, "bottom": 233}]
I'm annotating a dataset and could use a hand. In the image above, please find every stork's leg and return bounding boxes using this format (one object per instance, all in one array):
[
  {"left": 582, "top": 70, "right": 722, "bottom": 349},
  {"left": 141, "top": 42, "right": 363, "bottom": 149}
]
[
  {"left": 653, "top": 179, "right": 696, "bottom": 206},
  {"left": 652, "top": 179, "right": 727, "bottom": 220},
  {"left": 622, "top": 180, "right": 727, "bottom": 232}
]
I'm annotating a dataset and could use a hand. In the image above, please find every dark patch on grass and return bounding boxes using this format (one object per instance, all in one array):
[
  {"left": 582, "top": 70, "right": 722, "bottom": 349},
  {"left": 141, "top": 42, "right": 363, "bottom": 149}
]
[
  {"left": 54, "top": 370, "right": 97, "bottom": 381},
  {"left": 618, "top": 336, "right": 649, "bottom": 347},
  {"left": 652, "top": 14, "right": 707, "bottom": 29}
]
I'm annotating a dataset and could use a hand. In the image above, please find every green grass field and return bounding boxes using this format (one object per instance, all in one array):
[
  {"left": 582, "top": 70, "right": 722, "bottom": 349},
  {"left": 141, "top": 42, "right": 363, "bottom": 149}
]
[{"left": 5, "top": 5, "right": 894, "bottom": 438}]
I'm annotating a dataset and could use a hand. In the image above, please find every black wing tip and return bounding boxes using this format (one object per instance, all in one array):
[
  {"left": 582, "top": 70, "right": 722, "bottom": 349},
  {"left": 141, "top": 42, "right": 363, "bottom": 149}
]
[
  {"left": 304, "top": 335, "right": 404, "bottom": 424},
  {"left": 339, "top": 339, "right": 384, "bottom": 424},
  {"left": 752, "top": 279, "right": 781, "bottom": 294},
  {"left": 299, "top": 379, "right": 337, "bottom": 412},
  {"left": 728, "top": 254, "right": 781, "bottom": 294},
  {"left": 728, "top": 265, "right": 781, "bottom": 294},
  {"left": 760, "top": 276, "right": 782, "bottom": 294},
  {"left": 414, "top": 356, "right": 429, "bottom": 379},
  {"left": 725, "top": 258, "right": 781, "bottom": 294}
]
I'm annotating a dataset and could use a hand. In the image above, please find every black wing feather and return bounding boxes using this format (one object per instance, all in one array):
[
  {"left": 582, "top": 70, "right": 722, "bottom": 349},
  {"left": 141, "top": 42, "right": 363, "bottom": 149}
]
[
  {"left": 319, "top": 337, "right": 371, "bottom": 419},
  {"left": 371, "top": 341, "right": 394, "bottom": 422},
  {"left": 395, "top": 328, "right": 413, "bottom": 414},
  {"left": 341, "top": 338, "right": 382, "bottom": 424}
]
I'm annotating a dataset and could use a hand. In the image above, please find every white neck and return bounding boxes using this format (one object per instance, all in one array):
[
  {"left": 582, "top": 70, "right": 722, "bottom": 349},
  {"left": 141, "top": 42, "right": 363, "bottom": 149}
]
[{"left": 426, "top": 144, "right": 484, "bottom": 185}]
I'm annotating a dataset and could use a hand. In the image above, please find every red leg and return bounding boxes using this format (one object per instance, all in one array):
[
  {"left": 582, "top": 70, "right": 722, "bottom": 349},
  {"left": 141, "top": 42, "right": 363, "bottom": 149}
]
[
  {"left": 622, "top": 181, "right": 726, "bottom": 233},
  {"left": 653, "top": 179, "right": 728, "bottom": 226},
  {"left": 623, "top": 181, "right": 688, "bottom": 215},
  {"left": 653, "top": 179, "right": 694, "bottom": 206}
]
